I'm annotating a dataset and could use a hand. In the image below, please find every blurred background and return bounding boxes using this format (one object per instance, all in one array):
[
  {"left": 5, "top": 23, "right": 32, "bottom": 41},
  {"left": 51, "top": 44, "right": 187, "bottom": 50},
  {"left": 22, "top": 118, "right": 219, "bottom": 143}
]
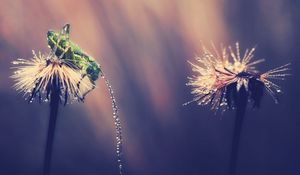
[{"left": 0, "top": 0, "right": 299, "bottom": 175}]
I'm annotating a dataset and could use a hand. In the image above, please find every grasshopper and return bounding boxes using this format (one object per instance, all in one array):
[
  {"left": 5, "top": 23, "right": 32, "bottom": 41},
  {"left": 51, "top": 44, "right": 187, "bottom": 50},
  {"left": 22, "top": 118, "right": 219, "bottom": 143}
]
[{"left": 47, "top": 24, "right": 102, "bottom": 83}]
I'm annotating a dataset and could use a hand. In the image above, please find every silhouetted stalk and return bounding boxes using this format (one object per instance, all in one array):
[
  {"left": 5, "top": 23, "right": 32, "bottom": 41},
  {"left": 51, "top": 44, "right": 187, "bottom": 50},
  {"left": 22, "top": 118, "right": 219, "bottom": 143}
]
[
  {"left": 43, "top": 78, "right": 60, "bottom": 175},
  {"left": 229, "top": 87, "right": 247, "bottom": 175}
]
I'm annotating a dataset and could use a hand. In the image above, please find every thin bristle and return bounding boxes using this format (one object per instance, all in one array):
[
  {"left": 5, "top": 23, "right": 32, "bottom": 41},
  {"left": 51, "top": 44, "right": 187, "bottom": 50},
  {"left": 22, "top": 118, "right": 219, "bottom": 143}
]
[
  {"left": 243, "top": 47, "right": 256, "bottom": 64},
  {"left": 229, "top": 46, "right": 238, "bottom": 63},
  {"left": 259, "top": 63, "right": 291, "bottom": 95},
  {"left": 263, "top": 63, "right": 291, "bottom": 75},
  {"left": 236, "top": 42, "right": 241, "bottom": 62}
]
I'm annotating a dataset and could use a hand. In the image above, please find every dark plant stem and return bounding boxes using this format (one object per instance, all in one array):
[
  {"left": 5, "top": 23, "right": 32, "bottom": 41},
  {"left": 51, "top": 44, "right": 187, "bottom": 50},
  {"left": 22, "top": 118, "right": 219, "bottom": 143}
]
[
  {"left": 43, "top": 82, "right": 60, "bottom": 175},
  {"left": 229, "top": 87, "right": 247, "bottom": 175}
]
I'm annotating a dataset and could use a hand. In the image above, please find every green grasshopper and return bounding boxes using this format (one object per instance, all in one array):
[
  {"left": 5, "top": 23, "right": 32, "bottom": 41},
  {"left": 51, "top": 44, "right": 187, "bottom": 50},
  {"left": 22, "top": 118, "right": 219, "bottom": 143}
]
[
  {"left": 47, "top": 24, "right": 102, "bottom": 101},
  {"left": 47, "top": 24, "right": 102, "bottom": 83}
]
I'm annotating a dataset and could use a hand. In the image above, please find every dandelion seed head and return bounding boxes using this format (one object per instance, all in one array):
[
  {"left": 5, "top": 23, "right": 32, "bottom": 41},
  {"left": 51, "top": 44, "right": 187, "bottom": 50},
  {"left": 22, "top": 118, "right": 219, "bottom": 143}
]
[
  {"left": 186, "top": 42, "right": 290, "bottom": 111},
  {"left": 11, "top": 50, "right": 95, "bottom": 104}
]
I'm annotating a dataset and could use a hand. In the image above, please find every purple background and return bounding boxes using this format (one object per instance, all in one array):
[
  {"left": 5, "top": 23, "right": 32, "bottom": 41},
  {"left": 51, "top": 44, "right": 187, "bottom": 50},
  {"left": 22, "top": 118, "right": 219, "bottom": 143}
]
[{"left": 0, "top": 0, "right": 299, "bottom": 174}]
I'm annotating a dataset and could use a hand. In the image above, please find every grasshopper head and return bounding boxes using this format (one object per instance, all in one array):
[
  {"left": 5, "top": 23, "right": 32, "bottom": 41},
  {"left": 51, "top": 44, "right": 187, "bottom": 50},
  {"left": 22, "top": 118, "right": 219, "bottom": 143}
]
[
  {"left": 47, "top": 29, "right": 69, "bottom": 52},
  {"left": 47, "top": 30, "right": 59, "bottom": 50}
]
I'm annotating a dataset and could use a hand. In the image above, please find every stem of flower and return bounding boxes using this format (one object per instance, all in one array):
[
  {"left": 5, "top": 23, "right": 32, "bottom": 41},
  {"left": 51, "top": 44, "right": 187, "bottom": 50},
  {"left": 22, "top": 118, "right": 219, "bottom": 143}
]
[
  {"left": 229, "top": 87, "right": 247, "bottom": 175},
  {"left": 43, "top": 79, "right": 60, "bottom": 175}
]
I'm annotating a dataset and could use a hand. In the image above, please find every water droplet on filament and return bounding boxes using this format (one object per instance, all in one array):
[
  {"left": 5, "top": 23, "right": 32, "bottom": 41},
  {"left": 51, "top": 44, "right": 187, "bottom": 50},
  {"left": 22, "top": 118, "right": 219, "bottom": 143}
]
[{"left": 104, "top": 78, "right": 123, "bottom": 175}]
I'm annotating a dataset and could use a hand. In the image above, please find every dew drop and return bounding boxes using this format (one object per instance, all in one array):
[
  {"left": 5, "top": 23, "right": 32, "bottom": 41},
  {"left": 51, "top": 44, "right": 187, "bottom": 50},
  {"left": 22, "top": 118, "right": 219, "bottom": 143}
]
[
  {"left": 14, "top": 71, "right": 21, "bottom": 75},
  {"left": 220, "top": 102, "right": 226, "bottom": 106}
]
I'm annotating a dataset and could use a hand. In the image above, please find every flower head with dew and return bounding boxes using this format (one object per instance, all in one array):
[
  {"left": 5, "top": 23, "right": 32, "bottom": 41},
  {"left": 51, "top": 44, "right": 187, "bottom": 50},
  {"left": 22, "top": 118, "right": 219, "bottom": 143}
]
[
  {"left": 185, "top": 42, "right": 290, "bottom": 111},
  {"left": 11, "top": 50, "right": 95, "bottom": 105}
]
